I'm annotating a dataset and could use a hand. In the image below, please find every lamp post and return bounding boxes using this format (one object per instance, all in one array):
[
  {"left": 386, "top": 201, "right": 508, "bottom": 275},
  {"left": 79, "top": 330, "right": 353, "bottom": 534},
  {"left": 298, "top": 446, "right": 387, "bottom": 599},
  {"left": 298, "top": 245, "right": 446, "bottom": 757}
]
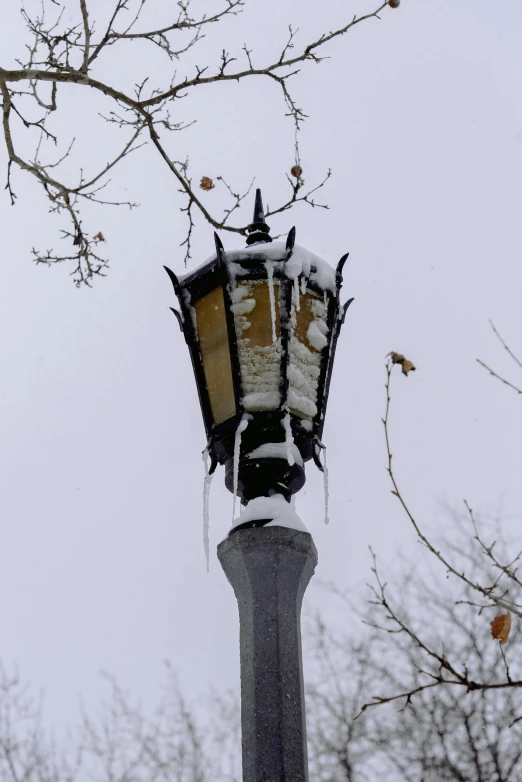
[{"left": 165, "top": 190, "right": 352, "bottom": 782}]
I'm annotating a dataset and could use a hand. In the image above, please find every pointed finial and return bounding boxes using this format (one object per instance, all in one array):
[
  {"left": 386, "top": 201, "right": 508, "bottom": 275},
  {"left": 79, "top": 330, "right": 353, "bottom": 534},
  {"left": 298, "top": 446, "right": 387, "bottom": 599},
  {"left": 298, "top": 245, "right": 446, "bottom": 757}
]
[
  {"left": 246, "top": 188, "right": 273, "bottom": 246},
  {"left": 252, "top": 188, "right": 264, "bottom": 225}
]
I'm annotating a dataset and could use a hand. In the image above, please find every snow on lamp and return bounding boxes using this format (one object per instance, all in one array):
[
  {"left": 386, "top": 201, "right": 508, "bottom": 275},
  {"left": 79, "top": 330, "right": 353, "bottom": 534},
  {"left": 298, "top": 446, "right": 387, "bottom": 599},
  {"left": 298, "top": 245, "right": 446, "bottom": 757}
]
[{"left": 165, "top": 189, "right": 352, "bottom": 527}]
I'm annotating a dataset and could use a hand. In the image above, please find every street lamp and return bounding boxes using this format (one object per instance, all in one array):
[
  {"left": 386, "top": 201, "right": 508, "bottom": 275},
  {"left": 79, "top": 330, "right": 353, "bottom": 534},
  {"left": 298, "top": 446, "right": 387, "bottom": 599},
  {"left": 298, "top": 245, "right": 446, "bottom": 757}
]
[
  {"left": 165, "top": 189, "right": 352, "bottom": 782},
  {"left": 164, "top": 189, "right": 352, "bottom": 518}
]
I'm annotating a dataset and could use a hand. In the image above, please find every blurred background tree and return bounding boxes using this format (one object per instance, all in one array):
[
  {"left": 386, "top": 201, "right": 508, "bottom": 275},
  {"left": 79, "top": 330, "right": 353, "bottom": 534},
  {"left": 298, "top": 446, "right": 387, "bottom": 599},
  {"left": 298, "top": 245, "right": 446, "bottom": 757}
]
[{"left": 2, "top": 513, "right": 521, "bottom": 782}]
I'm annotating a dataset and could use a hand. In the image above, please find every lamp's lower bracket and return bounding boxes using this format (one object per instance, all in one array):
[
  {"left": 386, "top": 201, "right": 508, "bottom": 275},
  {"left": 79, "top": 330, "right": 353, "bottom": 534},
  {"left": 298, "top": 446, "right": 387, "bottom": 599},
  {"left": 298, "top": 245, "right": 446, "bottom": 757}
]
[{"left": 224, "top": 457, "right": 306, "bottom": 504}]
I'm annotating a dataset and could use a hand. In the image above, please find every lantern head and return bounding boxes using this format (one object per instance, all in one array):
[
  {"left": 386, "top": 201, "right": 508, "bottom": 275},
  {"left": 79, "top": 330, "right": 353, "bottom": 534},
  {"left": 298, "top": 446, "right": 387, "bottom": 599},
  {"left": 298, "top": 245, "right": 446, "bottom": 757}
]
[{"left": 165, "top": 189, "right": 352, "bottom": 508}]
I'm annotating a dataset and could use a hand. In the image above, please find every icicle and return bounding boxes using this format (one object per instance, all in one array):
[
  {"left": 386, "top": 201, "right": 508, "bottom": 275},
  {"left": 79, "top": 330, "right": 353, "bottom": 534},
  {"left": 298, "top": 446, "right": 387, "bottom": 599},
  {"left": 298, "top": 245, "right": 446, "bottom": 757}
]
[
  {"left": 182, "top": 289, "right": 198, "bottom": 335},
  {"left": 265, "top": 260, "right": 277, "bottom": 343},
  {"left": 282, "top": 413, "right": 295, "bottom": 467},
  {"left": 321, "top": 445, "right": 330, "bottom": 525},
  {"left": 293, "top": 275, "right": 300, "bottom": 312},
  {"left": 202, "top": 448, "right": 214, "bottom": 572},
  {"left": 232, "top": 416, "right": 249, "bottom": 522},
  {"left": 301, "top": 275, "right": 307, "bottom": 296}
]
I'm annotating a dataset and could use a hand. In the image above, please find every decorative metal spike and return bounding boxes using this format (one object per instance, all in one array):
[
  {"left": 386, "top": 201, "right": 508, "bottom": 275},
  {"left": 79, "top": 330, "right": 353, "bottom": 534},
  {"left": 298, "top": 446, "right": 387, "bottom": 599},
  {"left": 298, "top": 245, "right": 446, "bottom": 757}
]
[
  {"left": 170, "top": 307, "right": 184, "bottom": 333},
  {"left": 311, "top": 437, "right": 323, "bottom": 472},
  {"left": 204, "top": 436, "right": 219, "bottom": 475},
  {"left": 164, "top": 265, "right": 181, "bottom": 296},
  {"left": 311, "top": 436, "right": 326, "bottom": 473},
  {"left": 252, "top": 188, "right": 264, "bottom": 225},
  {"left": 214, "top": 232, "right": 225, "bottom": 266},
  {"left": 246, "top": 188, "right": 272, "bottom": 245},
  {"left": 286, "top": 226, "right": 296, "bottom": 252},
  {"left": 340, "top": 297, "right": 354, "bottom": 326},
  {"left": 208, "top": 452, "right": 218, "bottom": 475},
  {"left": 214, "top": 232, "right": 224, "bottom": 253},
  {"left": 336, "top": 253, "right": 349, "bottom": 289},
  {"left": 312, "top": 449, "right": 324, "bottom": 472}
]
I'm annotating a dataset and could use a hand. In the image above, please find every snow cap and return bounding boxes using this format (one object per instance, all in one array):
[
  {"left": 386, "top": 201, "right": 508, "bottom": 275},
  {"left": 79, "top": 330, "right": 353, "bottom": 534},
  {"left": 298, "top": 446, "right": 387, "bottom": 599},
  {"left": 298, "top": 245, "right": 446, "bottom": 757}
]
[{"left": 230, "top": 494, "right": 309, "bottom": 534}]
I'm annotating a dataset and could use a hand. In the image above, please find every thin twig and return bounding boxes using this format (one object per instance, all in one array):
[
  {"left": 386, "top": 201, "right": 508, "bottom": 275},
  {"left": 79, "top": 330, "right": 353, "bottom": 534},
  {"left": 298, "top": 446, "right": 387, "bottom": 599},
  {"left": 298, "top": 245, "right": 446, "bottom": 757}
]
[
  {"left": 476, "top": 359, "right": 522, "bottom": 395},
  {"left": 382, "top": 359, "right": 522, "bottom": 617},
  {"left": 490, "top": 320, "right": 522, "bottom": 370}
]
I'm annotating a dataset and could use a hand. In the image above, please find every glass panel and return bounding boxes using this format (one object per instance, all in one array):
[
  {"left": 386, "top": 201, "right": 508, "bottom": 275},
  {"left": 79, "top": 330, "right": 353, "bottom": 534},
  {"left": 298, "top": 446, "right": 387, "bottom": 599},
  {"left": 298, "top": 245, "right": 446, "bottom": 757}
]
[
  {"left": 232, "top": 279, "right": 282, "bottom": 412},
  {"left": 194, "top": 286, "right": 236, "bottom": 425},
  {"left": 288, "top": 288, "right": 329, "bottom": 420}
]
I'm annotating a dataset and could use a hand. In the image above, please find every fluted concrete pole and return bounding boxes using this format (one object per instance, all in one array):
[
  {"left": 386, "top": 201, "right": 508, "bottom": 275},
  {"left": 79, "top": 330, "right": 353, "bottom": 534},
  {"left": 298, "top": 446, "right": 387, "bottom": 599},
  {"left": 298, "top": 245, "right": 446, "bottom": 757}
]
[{"left": 218, "top": 525, "right": 318, "bottom": 782}]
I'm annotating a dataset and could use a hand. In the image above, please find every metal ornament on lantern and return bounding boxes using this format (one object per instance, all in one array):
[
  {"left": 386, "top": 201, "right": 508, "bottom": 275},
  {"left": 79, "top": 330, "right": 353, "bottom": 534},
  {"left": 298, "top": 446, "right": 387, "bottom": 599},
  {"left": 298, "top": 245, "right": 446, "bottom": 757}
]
[{"left": 165, "top": 189, "right": 352, "bottom": 531}]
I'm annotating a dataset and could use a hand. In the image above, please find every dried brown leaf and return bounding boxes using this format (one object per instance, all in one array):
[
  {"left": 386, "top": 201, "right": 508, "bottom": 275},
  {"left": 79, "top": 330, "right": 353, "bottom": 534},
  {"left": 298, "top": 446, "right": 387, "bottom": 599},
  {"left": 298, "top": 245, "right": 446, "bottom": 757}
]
[
  {"left": 93, "top": 232, "right": 105, "bottom": 242},
  {"left": 387, "top": 352, "right": 416, "bottom": 376},
  {"left": 200, "top": 176, "right": 215, "bottom": 191},
  {"left": 490, "top": 613, "right": 511, "bottom": 645}
]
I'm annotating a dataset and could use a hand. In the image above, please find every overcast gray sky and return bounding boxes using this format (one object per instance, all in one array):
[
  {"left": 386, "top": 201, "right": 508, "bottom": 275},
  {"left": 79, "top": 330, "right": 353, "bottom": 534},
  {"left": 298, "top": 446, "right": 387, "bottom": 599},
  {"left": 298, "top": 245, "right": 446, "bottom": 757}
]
[{"left": 1, "top": 0, "right": 521, "bottom": 734}]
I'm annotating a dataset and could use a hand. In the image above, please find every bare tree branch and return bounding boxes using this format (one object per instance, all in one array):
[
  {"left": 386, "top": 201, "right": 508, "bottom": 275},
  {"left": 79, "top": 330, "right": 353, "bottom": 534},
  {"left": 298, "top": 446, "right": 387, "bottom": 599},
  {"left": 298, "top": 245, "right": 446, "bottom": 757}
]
[
  {"left": 476, "top": 359, "right": 522, "bottom": 395},
  {"left": 0, "top": 0, "right": 392, "bottom": 284},
  {"left": 477, "top": 320, "right": 522, "bottom": 394},
  {"left": 382, "top": 357, "right": 522, "bottom": 618},
  {"left": 490, "top": 319, "right": 522, "bottom": 370},
  {"left": 307, "top": 554, "right": 522, "bottom": 781},
  {"left": 357, "top": 550, "right": 522, "bottom": 719},
  {"left": 79, "top": 0, "right": 91, "bottom": 73}
]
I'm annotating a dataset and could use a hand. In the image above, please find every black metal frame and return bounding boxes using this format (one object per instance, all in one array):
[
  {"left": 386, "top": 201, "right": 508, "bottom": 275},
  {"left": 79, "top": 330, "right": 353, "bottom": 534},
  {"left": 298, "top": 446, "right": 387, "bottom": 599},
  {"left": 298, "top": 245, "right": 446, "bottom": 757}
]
[
  {"left": 215, "top": 233, "right": 244, "bottom": 420},
  {"left": 164, "top": 190, "right": 353, "bottom": 503}
]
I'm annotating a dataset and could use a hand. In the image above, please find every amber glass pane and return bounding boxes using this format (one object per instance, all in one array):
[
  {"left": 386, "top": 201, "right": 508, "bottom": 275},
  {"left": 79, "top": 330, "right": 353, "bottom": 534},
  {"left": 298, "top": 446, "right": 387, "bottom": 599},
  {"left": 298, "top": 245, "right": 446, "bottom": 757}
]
[
  {"left": 294, "top": 291, "right": 321, "bottom": 351},
  {"left": 241, "top": 280, "right": 280, "bottom": 346},
  {"left": 233, "top": 280, "right": 281, "bottom": 412},
  {"left": 194, "top": 286, "right": 236, "bottom": 424},
  {"left": 288, "top": 290, "right": 327, "bottom": 420}
]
